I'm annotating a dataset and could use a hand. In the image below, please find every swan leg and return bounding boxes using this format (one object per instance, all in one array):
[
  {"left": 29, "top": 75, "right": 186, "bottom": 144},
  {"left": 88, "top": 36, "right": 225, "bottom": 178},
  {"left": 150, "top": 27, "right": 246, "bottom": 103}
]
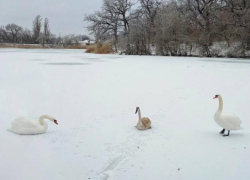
[
  {"left": 223, "top": 131, "right": 230, "bottom": 137},
  {"left": 220, "top": 129, "right": 225, "bottom": 134}
]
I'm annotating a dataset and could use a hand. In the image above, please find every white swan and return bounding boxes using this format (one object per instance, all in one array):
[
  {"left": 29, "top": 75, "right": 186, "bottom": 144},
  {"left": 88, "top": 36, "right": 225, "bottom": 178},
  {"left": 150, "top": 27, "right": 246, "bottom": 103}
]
[
  {"left": 135, "top": 107, "right": 151, "bottom": 130},
  {"left": 213, "top": 94, "right": 242, "bottom": 136},
  {"left": 9, "top": 115, "right": 58, "bottom": 135}
]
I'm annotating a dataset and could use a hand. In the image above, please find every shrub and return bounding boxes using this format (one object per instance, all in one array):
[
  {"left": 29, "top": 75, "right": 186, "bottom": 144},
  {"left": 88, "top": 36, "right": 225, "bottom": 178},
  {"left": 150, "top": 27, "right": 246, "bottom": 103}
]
[
  {"left": 86, "top": 43, "right": 113, "bottom": 54},
  {"left": 86, "top": 44, "right": 97, "bottom": 53},
  {"left": 66, "top": 44, "right": 88, "bottom": 49}
]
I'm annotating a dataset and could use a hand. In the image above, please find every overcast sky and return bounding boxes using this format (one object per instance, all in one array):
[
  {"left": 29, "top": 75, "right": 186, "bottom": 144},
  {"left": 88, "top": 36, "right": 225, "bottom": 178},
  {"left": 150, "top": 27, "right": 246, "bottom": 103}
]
[{"left": 0, "top": 0, "right": 103, "bottom": 36}]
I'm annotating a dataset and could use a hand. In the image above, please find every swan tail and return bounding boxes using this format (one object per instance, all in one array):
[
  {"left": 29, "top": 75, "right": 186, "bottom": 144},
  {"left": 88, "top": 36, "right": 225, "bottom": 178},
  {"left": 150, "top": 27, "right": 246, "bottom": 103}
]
[
  {"left": 7, "top": 128, "right": 15, "bottom": 133},
  {"left": 7, "top": 128, "right": 21, "bottom": 134}
]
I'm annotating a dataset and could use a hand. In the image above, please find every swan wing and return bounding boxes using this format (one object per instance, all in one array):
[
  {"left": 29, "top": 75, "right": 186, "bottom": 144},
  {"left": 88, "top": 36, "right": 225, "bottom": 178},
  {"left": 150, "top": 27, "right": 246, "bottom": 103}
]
[
  {"left": 221, "top": 114, "right": 242, "bottom": 127},
  {"left": 142, "top": 117, "right": 151, "bottom": 128},
  {"left": 11, "top": 117, "right": 40, "bottom": 130}
]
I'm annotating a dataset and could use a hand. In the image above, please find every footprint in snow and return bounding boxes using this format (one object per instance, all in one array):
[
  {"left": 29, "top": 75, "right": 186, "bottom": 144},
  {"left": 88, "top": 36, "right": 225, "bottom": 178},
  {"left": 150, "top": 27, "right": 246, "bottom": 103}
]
[{"left": 99, "top": 156, "right": 124, "bottom": 180}]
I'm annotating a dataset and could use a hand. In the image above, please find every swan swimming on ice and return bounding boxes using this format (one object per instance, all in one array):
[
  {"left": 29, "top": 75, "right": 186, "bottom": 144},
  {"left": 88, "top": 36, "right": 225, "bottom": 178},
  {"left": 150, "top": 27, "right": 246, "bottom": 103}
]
[
  {"left": 9, "top": 115, "right": 58, "bottom": 135},
  {"left": 213, "top": 94, "right": 242, "bottom": 136},
  {"left": 135, "top": 107, "right": 151, "bottom": 130}
]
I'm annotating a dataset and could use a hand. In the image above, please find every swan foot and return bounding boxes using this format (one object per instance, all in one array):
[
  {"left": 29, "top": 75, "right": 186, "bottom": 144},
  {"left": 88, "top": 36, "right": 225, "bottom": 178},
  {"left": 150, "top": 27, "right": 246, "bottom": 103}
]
[
  {"left": 220, "top": 129, "right": 225, "bottom": 134},
  {"left": 223, "top": 131, "right": 230, "bottom": 137}
]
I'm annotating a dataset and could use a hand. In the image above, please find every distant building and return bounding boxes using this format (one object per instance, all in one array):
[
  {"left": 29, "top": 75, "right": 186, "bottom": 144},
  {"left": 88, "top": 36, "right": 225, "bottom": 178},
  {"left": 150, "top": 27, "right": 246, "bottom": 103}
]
[{"left": 79, "top": 40, "right": 95, "bottom": 45}]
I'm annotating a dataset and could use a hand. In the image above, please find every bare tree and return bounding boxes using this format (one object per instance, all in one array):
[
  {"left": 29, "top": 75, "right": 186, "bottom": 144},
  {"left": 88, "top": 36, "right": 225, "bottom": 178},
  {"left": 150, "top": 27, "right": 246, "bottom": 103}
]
[
  {"left": 86, "top": 0, "right": 137, "bottom": 54},
  {"left": 139, "top": 0, "right": 162, "bottom": 51},
  {"left": 129, "top": 14, "right": 149, "bottom": 54},
  {"left": 113, "top": 0, "right": 135, "bottom": 54},
  {"left": 0, "top": 26, "right": 11, "bottom": 42},
  {"left": 76, "top": 35, "right": 90, "bottom": 41},
  {"left": 60, "top": 34, "right": 84, "bottom": 47},
  {"left": 5, "top": 23, "right": 23, "bottom": 43},
  {"left": 42, "top": 18, "right": 51, "bottom": 47},
  {"left": 223, "top": 0, "right": 250, "bottom": 55},
  {"left": 85, "top": 12, "right": 113, "bottom": 43},
  {"left": 154, "top": 2, "right": 191, "bottom": 56},
  {"left": 85, "top": 0, "right": 122, "bottom": 51},
  {"left": 21, "top": 29, "right": 33, "bottom": 43},
  {"left": 185, "top": 0, "right": 221, "bottom": 56},
  {"left": 32, "top": 15, "right": 42, "bottom": 44}
]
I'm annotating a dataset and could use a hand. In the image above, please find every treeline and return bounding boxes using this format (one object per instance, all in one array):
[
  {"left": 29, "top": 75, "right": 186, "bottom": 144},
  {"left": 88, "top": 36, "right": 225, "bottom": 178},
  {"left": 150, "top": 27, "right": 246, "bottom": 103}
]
[
  {"left": 85, "top": 0, "right": 250, "bottom": 57},
  {"left": 0, "top": 15, "right": 90, "bottom": 48}
]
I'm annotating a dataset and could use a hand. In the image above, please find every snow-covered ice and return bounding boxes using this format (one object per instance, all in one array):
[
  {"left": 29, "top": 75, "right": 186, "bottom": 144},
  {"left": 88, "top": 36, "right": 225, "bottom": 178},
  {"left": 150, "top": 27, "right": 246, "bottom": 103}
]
[{"left": 0, "top": 48, "right": 250, "bottom": 180}]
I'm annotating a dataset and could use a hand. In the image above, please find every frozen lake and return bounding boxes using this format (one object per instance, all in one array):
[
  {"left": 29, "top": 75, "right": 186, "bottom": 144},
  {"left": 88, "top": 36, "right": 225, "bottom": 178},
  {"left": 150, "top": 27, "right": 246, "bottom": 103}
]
[{"left": 0, "top": 48, "right": 250, "bottom": 180}]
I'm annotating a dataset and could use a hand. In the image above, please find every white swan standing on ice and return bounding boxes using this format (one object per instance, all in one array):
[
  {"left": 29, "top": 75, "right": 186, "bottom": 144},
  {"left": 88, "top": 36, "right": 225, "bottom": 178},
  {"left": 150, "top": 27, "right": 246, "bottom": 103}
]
[
  {"left": 135, "top": 107, "right": 151, "bottom": 130},
  {"left": 9, "top": 115, "right": 58, "bottom": 135},
  {"left": 213, "top": 94, "right": 242, "bottom": 136}
]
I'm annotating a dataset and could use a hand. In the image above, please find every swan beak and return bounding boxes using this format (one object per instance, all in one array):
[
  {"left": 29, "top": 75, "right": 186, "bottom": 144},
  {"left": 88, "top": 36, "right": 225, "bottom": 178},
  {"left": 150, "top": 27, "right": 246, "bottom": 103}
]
[
  {"left": 54, "top": 120, "right": 58, "bottom": 125},
  {"left": 213, "top": 95, "right": 218, "bottom": 99}
]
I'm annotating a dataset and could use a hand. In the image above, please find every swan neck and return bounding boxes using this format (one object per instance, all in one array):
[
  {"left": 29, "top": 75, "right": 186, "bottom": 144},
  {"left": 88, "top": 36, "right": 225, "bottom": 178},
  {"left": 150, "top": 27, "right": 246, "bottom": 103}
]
[
  {"left": 217, "top": 97, "right": 223, "bottom": 113},
  {"left": 39, "top": 116, "right": 45, "bottom": 125},
  {"left": 39, "top": 115, "right": 49, "bottom": 129},
  {"left": 137, "top": 108, "right": 142, "bottom": 122}
]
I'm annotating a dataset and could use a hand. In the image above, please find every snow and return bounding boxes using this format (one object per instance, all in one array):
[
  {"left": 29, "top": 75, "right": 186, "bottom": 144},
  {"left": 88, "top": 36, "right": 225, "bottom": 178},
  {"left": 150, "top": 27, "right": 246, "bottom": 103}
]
[{"left": 0, "top": 48, "right": 250, "bottom": 180}]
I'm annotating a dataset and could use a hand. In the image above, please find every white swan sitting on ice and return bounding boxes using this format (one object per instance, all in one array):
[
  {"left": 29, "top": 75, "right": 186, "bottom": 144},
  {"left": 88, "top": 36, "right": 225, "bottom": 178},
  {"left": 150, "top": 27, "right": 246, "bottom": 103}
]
[
  {"left": 135, "top": 107, "right": 151, "bottom": 130},
  {"left": 9, "top": 115, "right": 58, "bottom": 135},
  {"left": 213, "top": 94, "right": 242, "bottom": 136}
]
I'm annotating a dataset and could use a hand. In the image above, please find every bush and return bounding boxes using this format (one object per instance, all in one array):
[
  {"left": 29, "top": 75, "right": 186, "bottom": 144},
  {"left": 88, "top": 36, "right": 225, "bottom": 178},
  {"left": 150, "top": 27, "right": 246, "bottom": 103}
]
[
  {"left": 86, "top": 43, "right": 113, "bottom": 54},
  {"left": 0, "top": 43, "right": 88, "bottom": 49},
  {"left": 65, "top": 44, "right": 88, "bottom": 49},
  {"left": 86, "top": 44, "right": 96, "bottom": 53}
]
